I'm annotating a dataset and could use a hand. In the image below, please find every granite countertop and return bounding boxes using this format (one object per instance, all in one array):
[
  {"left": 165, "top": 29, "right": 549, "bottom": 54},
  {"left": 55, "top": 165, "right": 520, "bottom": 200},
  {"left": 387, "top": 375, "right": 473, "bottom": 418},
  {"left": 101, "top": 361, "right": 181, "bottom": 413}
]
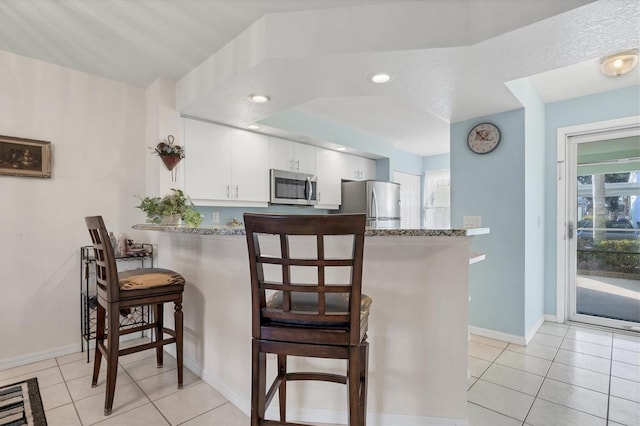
[{"left": 132, "top": 224, "right": 490, "bottom": 237}]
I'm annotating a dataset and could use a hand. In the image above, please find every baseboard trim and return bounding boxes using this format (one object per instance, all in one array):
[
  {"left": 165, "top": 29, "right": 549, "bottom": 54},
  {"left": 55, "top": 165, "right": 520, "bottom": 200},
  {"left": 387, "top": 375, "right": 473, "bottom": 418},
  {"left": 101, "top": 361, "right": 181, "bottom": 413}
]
[
  {"left": 469, "top": 315, "right": 551, "bottom": 347},
  {"left": 525, "top": 316, "right": 546, "bottom": 345},
  {"left": 468, "top": 326, "right": 526, "bottom": 346},
  {"left": 0, "top": 343, "right": 79, "bottom": 371}
]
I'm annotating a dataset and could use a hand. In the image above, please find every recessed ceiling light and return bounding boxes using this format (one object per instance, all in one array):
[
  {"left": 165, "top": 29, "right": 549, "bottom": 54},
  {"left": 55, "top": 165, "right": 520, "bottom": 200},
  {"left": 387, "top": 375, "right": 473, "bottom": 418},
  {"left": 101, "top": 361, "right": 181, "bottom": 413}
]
[
  {"left": 249, "top": 94, "right": 270, "bottom": 103},
  {"left": 600, "top": 49, "right": 638, "bottom": 77},
  {"left": 336, "top": 146, "right": 347, "bottom": 151},
  {"left": 247, "top": 124, "right": 260, "bottom": 130},
  {"left": 370, "top": 73, "right": 393, "bottom": 84}
]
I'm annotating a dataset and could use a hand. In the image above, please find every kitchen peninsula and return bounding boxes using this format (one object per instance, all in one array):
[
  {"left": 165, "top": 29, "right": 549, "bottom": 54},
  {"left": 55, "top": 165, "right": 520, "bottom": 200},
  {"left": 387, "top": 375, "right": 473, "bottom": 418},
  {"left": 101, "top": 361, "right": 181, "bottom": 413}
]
[{"left": 133, "top": 223, "right": 489, "bottom": 424}]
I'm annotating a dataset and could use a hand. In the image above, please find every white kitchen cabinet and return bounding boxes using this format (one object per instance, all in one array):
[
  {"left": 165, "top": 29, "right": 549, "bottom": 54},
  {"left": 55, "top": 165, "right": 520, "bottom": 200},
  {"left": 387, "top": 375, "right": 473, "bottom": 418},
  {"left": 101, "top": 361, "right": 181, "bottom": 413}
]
[
  {"left": 183, "top": 118, "right": 269, "bottom": 206},
  {"left": 269, "top": 137, "right": 316, "bottom": 174},
  {"left": 314, "top": 148, "right": 348, "bottom": 208},
  {"left": 360, "top": 157, "right": 377, "bottom": 180},
  {"left": 341, "top": 153, "right": 377, "bottom": 181},
  {"left": 229, "top": 128, "right": 270, "bottom": 203}
]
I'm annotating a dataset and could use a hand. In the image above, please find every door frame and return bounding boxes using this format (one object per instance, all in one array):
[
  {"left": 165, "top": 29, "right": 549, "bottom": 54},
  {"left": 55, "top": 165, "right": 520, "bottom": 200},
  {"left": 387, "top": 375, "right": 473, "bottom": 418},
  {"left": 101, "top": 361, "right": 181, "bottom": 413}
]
[{"left": 556, "top": 115, "right": 640, "bottom": 324}]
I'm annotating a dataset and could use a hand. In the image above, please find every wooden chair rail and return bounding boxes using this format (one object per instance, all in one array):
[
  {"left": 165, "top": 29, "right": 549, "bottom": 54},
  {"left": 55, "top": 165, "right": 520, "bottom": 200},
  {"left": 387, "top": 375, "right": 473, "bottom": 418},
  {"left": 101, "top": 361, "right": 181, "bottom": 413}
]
[{"left": 261, "top": 282, "right": 353, "bottom": 293}]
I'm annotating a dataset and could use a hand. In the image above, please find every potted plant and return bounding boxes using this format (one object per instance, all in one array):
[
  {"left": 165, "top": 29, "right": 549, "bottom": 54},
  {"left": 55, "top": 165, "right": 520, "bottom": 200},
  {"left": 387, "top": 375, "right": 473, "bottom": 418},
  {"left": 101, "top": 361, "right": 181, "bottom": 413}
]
[{"left": 136, "top": 188, "right": 202, "bottom": 228}]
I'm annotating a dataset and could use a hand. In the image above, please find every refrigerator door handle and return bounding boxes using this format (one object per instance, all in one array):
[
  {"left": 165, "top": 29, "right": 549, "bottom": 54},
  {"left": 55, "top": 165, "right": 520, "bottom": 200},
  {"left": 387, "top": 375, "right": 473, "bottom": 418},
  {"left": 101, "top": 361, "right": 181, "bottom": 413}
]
[{"left": 371, "top": 187, "right": 379, "bottom": 221}]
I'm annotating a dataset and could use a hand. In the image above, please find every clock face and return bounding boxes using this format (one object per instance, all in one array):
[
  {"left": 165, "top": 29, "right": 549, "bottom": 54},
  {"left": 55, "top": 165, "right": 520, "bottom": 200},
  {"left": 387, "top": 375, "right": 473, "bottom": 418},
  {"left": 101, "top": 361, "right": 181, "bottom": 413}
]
[{"left": 467, "top": 123, "right": 500, "bottom": 154}]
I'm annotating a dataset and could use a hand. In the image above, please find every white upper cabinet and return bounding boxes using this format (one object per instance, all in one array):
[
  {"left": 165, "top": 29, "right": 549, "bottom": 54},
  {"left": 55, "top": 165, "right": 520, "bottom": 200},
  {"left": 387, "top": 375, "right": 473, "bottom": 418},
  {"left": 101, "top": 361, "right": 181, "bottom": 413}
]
[
  {"left": 341, "top": 153, "right": 377, "bottom": 181},
  {"left": 360, "top": 157, "right": 377, "bottom": 180},
  {"left": 183, "top": 118, "right": 232, "bottom": 202},
  {"left": 229, "top": 128, "right": 270, "bottom": 203},
  {"left": 269, "top": 137, "right": 316, "bottom": 175},
  {"left": 183, "top": 118, "right": 269, "bottom": 206},
  {"left": 315, "top": 148, "right": 349, "bottom": 208}
]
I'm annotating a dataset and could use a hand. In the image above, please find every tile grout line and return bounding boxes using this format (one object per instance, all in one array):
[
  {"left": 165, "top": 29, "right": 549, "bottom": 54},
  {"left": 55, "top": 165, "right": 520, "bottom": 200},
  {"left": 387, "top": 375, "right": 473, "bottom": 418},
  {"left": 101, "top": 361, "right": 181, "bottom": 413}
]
[
  {"left": 519, "top": 329, "right": 564, "bottom": 425},
  {"left": 605, "top": 335, "right": 614, "bottom": 425},
  {"left": 55, "top": 355, "right": 84, "bottom": 426},
  {"left": 530, "top": 326, "right": 613, "bottom": 424},
  {"left": 467, "top": 343, "right": 528, "bottom": 424},
  {"left": 174, "top": 400, "right": 231, "bottom": 426},
  {"left": 125, "top": 366, "right": 174, "bottom": 426},
  {"left": 476, "top": 325, "right": 616, "bottom": 424}
]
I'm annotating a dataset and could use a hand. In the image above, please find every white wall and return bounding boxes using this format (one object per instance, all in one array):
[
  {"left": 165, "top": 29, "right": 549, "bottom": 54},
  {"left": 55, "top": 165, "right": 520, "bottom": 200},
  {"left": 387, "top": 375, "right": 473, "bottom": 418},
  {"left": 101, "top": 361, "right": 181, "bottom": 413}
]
[{"left": 0, "top": 51, "right": 148, "bottom": 365}]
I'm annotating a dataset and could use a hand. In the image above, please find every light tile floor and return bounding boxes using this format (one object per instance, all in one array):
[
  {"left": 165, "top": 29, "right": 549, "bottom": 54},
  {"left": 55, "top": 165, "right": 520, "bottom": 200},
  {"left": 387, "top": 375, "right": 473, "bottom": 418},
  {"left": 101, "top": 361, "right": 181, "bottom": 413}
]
[
  {"left": 1, "top": 322, "right": 638, "bottom": 425},
  {"left": 467, "top": 322, "right": 640, "bottom": 426}
]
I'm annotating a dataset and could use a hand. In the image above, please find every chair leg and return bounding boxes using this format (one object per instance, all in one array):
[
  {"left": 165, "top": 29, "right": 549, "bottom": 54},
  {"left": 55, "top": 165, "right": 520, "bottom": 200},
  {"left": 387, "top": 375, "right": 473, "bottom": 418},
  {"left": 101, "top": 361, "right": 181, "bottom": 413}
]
[
  {"left": 104, "top": 303, "right": 120, "bottom": 415},
  {"left": 277, "top": 354, "right": 287, "bottom": 422},
  {"left": 347, "top": 345, "right": 361, "bottom": 426},
  {"left": 155, "top": 303, "right": 164, "bottom": 367},
  {"left": 92, "top": 303, "right": 105, "bottom": 387},
  {"left": 359, "top": 341, "right": 369, "bottom": 426},
  {"left": 251, "top": 339, "right": 266, "bottom": 426},
  {"left": 174, "top": 300, "right": 184, "bottom": 389}
]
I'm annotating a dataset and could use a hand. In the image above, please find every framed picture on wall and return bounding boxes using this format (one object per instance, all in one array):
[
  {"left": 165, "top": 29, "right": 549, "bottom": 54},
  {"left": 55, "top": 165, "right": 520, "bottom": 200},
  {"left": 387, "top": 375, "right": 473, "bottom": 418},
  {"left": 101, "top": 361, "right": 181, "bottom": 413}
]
[{"left": 0, "top": 135, "right": 51, "bottom": 178}]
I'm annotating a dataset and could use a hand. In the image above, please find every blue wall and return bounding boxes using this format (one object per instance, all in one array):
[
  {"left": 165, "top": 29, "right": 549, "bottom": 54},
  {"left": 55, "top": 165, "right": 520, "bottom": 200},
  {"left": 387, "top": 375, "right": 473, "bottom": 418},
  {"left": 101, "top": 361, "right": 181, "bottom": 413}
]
[
  {"left": 507, "top": 79, "right": 547, "bottom": 336},
  {"left": 195, "top": 205, "right": 330, "bottom": 226},
  {"left": 393, "top": 149, "right": 424, "bottom": 175},
  {"left": 451, "top": 85, "right": 639, "bottom": 338},
  {"left": 544, "top": 85, "right": 640, "bottom": 315},
  {"left": 423, "top": 153, "right": 450, "bottom": 171},
  {"left": 451, "top": 109, "right": 526, "bottom": 336}
]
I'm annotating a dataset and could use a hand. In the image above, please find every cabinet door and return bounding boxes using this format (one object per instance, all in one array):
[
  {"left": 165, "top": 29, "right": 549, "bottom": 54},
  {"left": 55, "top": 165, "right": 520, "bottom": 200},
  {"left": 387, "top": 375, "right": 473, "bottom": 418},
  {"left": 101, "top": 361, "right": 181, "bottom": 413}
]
[
  {"left": 294, "top": 143, "right": 316, "bottom": 174},
  {"left": 315, "top": 148, "right": 344, "bottom": 207},
  {"left": 269, "top": 137, "right": 316, "bottom": 174},
  {"left": 231, "top": 129, "right": 270, "bottom": 202},
  {"left": 359, "top": 157, "right": 377, "bottom": 180},
  {"left": 183, "top": 119, "right": 232, "bottom": 201},
  {"left": 269, "top": 137, "right": 294, "bottom": 171},
  {"left": 340, "top": 153, "right": 361, "bottom": 180}
]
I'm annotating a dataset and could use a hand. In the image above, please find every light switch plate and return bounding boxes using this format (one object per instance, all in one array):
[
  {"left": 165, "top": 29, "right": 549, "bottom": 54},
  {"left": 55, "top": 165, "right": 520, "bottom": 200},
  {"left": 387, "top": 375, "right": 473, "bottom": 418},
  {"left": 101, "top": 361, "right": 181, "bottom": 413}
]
[
  {"left": 463, "top": 216, "right": 481, "bottom": 229},
  {"left": 212, "top": 211, "right": 220, "bottom": 223}
]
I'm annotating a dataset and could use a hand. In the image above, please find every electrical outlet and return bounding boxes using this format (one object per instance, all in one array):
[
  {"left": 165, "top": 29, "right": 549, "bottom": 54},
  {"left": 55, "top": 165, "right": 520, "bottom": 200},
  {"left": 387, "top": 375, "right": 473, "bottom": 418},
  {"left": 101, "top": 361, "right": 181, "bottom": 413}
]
[
  {"left": 212, "top": 211, "right": 220, "bottom": 223},
  {"left": 463, "top": 216, "right": 481, "bottom": 229}
]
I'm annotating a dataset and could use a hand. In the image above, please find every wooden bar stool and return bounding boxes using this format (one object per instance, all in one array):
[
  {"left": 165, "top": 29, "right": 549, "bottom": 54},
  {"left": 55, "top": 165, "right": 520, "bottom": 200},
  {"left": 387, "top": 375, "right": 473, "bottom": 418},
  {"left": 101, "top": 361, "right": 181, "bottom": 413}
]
[
  {"left": 244, "top": 213, "right": 371, "bottom": 426},
  {"left": 84, "top": 216, "right": 185, "bottom": 415}
]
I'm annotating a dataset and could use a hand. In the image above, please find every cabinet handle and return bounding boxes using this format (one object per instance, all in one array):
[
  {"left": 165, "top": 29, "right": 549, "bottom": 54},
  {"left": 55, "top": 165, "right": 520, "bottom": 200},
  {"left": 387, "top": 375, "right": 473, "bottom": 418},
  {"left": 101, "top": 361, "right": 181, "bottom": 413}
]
[
  {"left": 226, "top": 185, "right": 230, "bottom": 199},
  {"left": 289, "top": 159, "right": 294, "bottom": 170},
  {"left": 235, "top": 185, "right": 239, "bottom": 199},
  {"left": 296, "top": 160, "right": 300, "bottom": 170},
  {"left": 317, "top": 191, "right": 321, "bottom": 202}
]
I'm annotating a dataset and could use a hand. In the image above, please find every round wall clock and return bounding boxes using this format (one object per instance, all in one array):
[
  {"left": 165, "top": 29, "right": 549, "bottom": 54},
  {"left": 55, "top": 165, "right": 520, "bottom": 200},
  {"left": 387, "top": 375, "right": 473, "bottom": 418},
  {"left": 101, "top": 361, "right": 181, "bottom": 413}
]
[{"left": 467, "top": 122, "right": 501, "bottom": 154}]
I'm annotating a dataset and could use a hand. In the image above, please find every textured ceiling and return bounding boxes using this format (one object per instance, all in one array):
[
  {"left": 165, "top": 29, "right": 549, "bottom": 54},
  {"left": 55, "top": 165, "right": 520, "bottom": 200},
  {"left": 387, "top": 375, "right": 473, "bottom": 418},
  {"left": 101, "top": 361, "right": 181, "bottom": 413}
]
[{"left": 1, "top": 0, "right": 639, "bottom": 156}]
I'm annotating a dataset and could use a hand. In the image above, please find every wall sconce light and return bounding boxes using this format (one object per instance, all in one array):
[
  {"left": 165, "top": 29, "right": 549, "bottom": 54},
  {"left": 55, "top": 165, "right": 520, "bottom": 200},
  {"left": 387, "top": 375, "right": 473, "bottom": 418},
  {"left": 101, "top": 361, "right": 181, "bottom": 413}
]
[{"left": 600, "top": 49, "right": 638, "bottom": 77}]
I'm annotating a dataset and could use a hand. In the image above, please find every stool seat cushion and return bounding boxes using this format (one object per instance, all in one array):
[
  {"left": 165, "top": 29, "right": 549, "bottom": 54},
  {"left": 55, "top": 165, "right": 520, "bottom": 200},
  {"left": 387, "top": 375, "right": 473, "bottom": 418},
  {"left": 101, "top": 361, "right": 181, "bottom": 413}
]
[
  {"left": 266, "top": 292, "right": 372, "bottom": 335},
  {"left": 118, "top": 268, "right": 185, "bottom": 291}
]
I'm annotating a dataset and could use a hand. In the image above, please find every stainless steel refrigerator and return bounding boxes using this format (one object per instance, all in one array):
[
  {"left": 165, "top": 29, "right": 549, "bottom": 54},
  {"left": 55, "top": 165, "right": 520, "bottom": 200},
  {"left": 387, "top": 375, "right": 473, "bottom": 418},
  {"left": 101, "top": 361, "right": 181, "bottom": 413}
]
[{"left": 337, "top": 180, "right": 401, "bottom": 229}]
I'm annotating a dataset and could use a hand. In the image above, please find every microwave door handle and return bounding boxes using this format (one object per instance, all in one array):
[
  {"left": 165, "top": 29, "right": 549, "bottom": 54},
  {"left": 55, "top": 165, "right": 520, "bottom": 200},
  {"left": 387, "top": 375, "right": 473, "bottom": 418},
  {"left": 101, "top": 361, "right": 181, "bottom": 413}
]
[{"left": 306, "top": 177, "right": 313, "bottom": 203}]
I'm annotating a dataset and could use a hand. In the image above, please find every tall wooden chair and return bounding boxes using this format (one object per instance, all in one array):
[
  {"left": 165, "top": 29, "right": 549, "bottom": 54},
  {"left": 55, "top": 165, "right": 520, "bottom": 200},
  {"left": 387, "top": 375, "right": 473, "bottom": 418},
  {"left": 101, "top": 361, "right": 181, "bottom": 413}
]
[
  {"left": 244, "top": 213, "right": 371, "bottom": 426},
  {"left": 84, "top": 216, "right": 185, "bottom": 415}
]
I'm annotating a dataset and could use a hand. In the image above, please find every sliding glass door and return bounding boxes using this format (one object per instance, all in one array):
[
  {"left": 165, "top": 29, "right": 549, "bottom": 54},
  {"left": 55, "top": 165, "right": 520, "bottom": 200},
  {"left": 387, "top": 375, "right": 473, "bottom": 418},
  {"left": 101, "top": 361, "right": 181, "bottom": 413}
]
[{"left": 568, "top": 135, "right": 640, "bottom": 330}]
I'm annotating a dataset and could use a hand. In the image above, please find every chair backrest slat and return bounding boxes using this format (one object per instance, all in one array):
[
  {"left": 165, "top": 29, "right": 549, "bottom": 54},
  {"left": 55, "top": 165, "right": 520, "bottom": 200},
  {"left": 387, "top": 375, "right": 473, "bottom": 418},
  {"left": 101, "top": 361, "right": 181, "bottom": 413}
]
[
  {"left": 85, "top": 216, "right": 120, "bottom": 302},
  {"left": 244, "top": 213, "right": 366, "bottom": 344}
]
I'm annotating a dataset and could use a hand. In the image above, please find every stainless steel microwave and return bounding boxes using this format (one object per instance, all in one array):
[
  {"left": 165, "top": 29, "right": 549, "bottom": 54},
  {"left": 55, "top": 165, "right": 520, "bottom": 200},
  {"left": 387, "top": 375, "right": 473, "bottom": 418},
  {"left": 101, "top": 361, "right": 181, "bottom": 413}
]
[{"left": 270, "top": 169, "right": 317, "bottom": 205}]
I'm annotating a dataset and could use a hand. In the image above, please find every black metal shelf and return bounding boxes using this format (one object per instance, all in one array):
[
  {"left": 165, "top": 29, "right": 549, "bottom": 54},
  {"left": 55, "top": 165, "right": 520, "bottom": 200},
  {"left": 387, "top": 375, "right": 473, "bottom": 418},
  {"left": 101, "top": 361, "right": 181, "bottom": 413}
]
[{"left": 80, "top": 244, "right": 155, "bottom": 362}]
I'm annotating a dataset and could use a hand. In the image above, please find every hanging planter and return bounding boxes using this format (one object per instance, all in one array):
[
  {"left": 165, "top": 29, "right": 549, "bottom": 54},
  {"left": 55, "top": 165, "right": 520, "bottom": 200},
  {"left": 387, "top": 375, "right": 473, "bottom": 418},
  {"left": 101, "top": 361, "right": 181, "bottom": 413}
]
[
  {"left": 160, "top": 154, "right": 181, "bottom": 171},
  {"left": 153, "top": 135, "right": 184, "bottom": 181}
]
